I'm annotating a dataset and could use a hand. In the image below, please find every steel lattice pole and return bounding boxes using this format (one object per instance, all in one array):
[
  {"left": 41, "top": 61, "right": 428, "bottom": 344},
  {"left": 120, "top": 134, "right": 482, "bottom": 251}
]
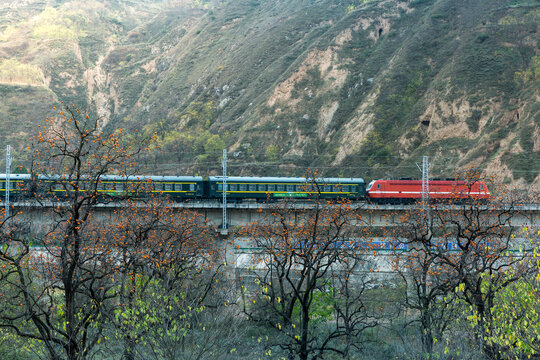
[
  {"left": 222, "top": 149, "right": 227, "bottom": 230},
  {"left": 5, "top": 145, "right": 10, "bottom": 221}
]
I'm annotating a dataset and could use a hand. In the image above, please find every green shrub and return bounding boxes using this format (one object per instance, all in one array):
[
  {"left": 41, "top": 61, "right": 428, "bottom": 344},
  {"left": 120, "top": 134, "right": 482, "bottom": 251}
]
[{"left": 466, "top": 110, "right": 482, "bottom": 133}]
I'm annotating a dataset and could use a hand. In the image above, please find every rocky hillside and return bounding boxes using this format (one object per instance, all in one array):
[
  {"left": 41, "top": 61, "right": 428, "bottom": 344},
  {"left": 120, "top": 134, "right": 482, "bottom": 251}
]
[{"left": 0, "top": 0, "right": 539, "bottom": 186}]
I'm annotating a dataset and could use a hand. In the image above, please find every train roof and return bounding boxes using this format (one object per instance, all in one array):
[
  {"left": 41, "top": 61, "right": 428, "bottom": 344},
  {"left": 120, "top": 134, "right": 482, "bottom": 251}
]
[
  {"left": 0, "top": 174, "right": 203, "bottom": 181},
  {"left": 99, "top": 175, "right": 203, "bottom": 181},
  {"left": 0, "top": 174, "right": 365, "bottom": 184},
  {"left": 208, "top": 176, "right": 364, "bottom": 184},
  {"left": 371, "top": 179, "right": 486, "bottom": 185},
  {"left": 0, "top": 174, "right": 31, "bottom": 180}
]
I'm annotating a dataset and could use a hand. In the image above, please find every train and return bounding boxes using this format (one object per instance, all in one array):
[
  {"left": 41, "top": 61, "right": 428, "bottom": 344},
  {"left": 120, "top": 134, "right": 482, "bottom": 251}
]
[
  {"left": 366, "top": 179, "right": 490, "bottom": 204},
  {"left": 0, "top": 174, "right": 490, "bottom": 204}
]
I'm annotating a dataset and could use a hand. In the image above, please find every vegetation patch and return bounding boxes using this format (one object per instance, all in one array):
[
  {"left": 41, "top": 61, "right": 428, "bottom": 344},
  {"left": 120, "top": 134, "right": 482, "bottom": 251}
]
[{"left": 0, "top": 59, "right": 44, "bottom": 85}]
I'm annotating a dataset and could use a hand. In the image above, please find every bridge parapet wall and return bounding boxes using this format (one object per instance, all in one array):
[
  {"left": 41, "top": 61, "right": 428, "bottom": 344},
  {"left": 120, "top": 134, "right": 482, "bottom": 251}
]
[{"left": 3, "top": 200, "right": 539, "bottom": 234}]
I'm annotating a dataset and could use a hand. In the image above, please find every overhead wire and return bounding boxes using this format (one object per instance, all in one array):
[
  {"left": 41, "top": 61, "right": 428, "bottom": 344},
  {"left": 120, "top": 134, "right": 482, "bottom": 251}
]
[{"left": 142, "top": 158, "right": 539, "bottom": 176}]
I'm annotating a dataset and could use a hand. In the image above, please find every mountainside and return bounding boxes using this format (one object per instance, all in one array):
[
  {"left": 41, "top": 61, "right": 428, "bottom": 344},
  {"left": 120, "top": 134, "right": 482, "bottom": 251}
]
[{"left": 0, "top": 0, "right": 539, "bottom": 186}]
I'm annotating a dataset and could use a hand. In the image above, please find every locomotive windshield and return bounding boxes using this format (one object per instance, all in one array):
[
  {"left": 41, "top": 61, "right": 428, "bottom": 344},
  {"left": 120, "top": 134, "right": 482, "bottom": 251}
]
[{"left": 366, "top": 181, "right": 375, "bottom": 191}]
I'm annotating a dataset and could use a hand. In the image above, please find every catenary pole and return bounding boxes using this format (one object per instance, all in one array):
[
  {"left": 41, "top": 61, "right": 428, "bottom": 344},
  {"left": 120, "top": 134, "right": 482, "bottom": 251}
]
[
  {"left": 416, "top": 155, "right": 430, "bottom": 215},
  {"left": 222, "top": 149, "right": 227, "bottom": 231},
  {"left": 421, "top": 155, "right": 429, "bottom": 209},
  {"left": 5, "top": 145, "right": 11, "bottom": 221}
]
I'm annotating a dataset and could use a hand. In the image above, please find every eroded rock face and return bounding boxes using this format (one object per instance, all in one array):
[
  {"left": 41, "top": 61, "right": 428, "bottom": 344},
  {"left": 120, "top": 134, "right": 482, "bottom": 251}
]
[
  {"left": 0, "top": 0, "right": 35, "bottom": 9},
  {"left": 1, "top": 0, "right": 538, "bottom": 185}
]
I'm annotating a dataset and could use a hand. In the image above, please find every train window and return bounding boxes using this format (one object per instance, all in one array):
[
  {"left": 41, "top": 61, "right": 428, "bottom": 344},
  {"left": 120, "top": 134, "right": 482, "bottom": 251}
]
[
  {"left": 258, "top": 184, "right": 266, "bottom": 191},
  {"left": 116, "top": 183, "right": 124, "bottom": 192},
  {"left": 277, "top": 185, "right": 285, "bottom": 191},
  {"left": 55, "top": 183, "right": 64, "bottom": 191},
  {"left": 268, "top": 184, "right": 275, "bottom": 192},
  {"left": 105, "top": 183, "right": 114, "bottom": 191},
  {"left": 249, "top": 184, "right": 257, "bottom": 191},
  {"left": 342, "top": 185, "right": 349, "bottom": 192},
  {"left": 174, "top": 184, "right": 182, "bottom": 191},
  {"left": 287, "top": 185, "right": 294, "bottom": 192},
  {"left": 230, "top": 184, "right": 237, "bottom": 191},
  {"left": 296, "top": 185, "right": 303, "bottom": 192},
  {"left": 164, "top": 183, "right": 172, "bottom": 191},
  {"left": 239, "top": 184, "right": 247, "bottom": 191},
  {"left": 97, "top": 183, "right": 104, "bottom": 190},
  {"left": 217, "top": 184, "right": 223, "bottom": 191},
  {"left": 324, "top": 185, "right": 332, "bottom": 192},
  {"left": 154, "top": 183, "right": 163, "bottom": 191},
  {"left": 377, "top": 184, "right": 381, "bottom": 189},
  {"left": 190, "top": 184, "right": 195, "bottom": 191},
  {"left": 480, "top": 185, "right": 484, "bottom": 190},
  {"left": 0, "top": 181, "right": 4, "bottom": 189}
]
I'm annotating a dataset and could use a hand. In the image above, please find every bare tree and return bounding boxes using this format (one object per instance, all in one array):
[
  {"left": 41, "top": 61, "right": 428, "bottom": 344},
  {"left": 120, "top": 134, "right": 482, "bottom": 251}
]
[
  {"left": 391, "top": 206, "right": 458, "bottom": 355},
  {"left": 393, "top": 174, "right": 531, "bottom": 359},
  {"left": 241, "top": 191, "right": 378, "bottom": 360},
  {"left": 104, "top": 197, "right": 227, "bottom": 360},
  {"left": 0, "top": 104, "right": 150, "bottom": 360}
]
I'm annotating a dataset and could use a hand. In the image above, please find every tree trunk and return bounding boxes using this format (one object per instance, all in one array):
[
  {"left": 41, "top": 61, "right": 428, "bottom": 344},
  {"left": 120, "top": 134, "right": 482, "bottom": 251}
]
[
  {"left": 122, "top": 336, "right": 136, "bottom": 360},
  {"left": 420, "top": 308, "right": 434, "bottom": 355},
  {"left": 482, "top": 341, "right": 501, "bottom": 360},
  {"left": 299, "top": 307, "right": 309, "bottom": 360},
  {"left": 476, "top": 308, "right": 501, "bottom": 360}
]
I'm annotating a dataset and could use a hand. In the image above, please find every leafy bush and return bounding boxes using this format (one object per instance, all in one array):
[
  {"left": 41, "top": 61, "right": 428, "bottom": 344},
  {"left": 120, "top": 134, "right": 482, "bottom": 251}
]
[{"left": 466, "top": 110, "right": 482, "bottom": 133}]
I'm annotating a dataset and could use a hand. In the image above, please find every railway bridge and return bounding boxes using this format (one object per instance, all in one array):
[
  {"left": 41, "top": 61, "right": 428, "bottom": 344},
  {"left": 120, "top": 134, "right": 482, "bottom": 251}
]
[
  {"left": 4, "top": 199, "right": 539, "bottom": 232},
  {"left": 3, "top": 200, "right": 539, "bottom": 273}
]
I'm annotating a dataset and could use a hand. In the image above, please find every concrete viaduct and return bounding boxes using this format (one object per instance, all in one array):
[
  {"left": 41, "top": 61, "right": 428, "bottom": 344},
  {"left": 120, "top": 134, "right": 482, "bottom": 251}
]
[
  {"left": 3, "top": 200, "right": 539, "bottom": 273},
  {"left": 5, "top": 199, "right": 539, "bottom": 232}
]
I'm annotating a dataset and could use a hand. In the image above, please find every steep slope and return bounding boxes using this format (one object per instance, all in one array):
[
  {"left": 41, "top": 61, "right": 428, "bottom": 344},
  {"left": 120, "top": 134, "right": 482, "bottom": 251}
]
[
  {"left": 0, "top": 0, "right": 206, "bottom": 160},
  {"left": 110, "top": 0, "right": 539, "bottom": 184},
  {"left": 0, "top": 0, "right": 538, "bottom": 186}
]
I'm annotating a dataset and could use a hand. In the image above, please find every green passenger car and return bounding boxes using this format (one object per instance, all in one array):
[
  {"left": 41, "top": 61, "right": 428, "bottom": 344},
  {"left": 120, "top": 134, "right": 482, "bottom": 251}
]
[
  {"left": 207, "top": 176, "right": 366, "bottom": 202},
  {"left": 0, "top": 174, "right": 205, "bottom": 201}
]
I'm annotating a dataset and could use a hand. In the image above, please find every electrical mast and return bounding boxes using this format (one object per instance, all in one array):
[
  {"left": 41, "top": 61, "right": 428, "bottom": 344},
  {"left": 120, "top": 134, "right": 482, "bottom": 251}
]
[
  {"left": 5, "top": 145, "right": 11, "bottom": 221},
  {"left": 421, "top": 155, "right": 429, "bottom": 208},
  {"left": 221, "top": 149, "right": 227, "bottom": 233},
  {"left": 416, "top": 155, "right": 430, "bottom": 214}
]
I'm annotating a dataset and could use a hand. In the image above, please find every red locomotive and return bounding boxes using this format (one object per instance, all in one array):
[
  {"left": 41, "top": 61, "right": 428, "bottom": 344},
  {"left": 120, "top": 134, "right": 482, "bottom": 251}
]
[{"left": 366, "top": 179, "right": 490, "bottom": 204}]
